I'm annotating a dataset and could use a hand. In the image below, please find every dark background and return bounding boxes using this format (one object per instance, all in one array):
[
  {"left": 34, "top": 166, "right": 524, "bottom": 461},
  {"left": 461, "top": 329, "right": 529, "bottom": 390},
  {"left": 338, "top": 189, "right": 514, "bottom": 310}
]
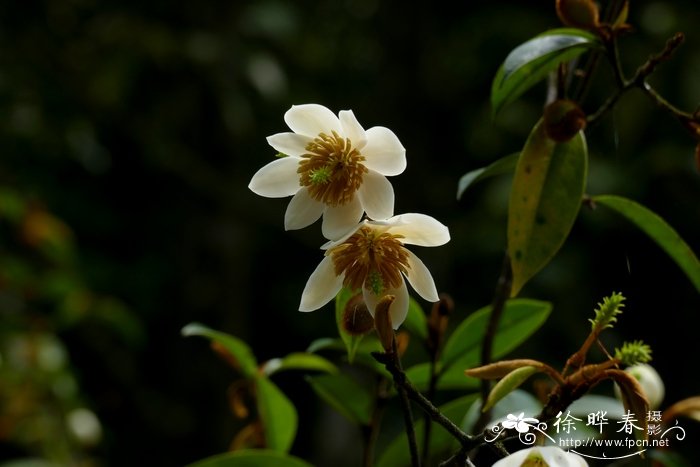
[{"left": 0, "top": 1, "right": 698, "bottom": 465}]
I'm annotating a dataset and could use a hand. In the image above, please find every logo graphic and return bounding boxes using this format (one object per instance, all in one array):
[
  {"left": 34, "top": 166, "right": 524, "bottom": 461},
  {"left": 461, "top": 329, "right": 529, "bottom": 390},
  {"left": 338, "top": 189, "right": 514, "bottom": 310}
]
[{"left": 485, "top": 410, "right": 686, "bottom": 460}]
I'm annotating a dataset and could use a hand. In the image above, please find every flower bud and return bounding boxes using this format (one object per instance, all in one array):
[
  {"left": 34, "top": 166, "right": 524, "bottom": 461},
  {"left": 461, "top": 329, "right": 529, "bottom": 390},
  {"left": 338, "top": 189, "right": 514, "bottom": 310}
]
[
  {"left": 341, "top": 294, "right": 375, "bottom": 336},
  {"left": 493, "top": 446, "right": 588, "bottom": 466},
  {"left": 374, "top": 295, "right": 396, "bottom": 353},
  {"left": 543, "top": 99, "right": 587, "bottom": 142},
  {"left": 428, "top": 294, "right": 453, "bottom": 353},
  {"left": 556, "top": 0, "right": 600, "bottom": 30},
  {"left": 615, "top": 363, "right": 665, "bottom": 410}
]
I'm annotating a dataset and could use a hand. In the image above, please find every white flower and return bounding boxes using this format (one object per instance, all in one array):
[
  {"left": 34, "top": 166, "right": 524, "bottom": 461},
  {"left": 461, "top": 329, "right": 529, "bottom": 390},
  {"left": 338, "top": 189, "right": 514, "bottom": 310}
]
[
  {"left": 493, "top": 446, "right": 588, "bottom": 467},
  {"left": 249, "top": 104, "right": 406, "bottom": 240},
  {"left": 502, "top": 412, "right": 539, "bottom": 433},
  {"left": 299, "top": 213, "right": 449, "bottom": 327},
  {"left": 615, "top": 363, "right": 665, "bottom": 409}
]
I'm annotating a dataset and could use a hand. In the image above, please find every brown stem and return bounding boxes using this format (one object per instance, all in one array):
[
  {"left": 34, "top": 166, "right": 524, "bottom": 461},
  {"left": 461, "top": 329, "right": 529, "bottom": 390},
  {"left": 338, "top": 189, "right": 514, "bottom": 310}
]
[
  {"left": 372, "top": 351, "right": 475, "bottom": 449},
  {"left": 362, "top": 378, "right": 390, "bottom": 467},
  {"left": 389, "top": 337, "right": 421, "bottom": 467},
  {"left": 475, "top": 252, "right": 512, "bottom": 430},
  {"left": 587, "top": 32, "right": 691, "bottom": 128}
]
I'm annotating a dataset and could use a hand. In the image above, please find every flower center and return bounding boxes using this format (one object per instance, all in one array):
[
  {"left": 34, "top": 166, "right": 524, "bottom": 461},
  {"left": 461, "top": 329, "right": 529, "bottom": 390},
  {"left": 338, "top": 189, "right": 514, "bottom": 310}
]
[
  {"left": 298, "top": 131, "right": 368, "bottom": 206},
  {"left": 329, "top": 227, "right": 410, "bottom": 296}
]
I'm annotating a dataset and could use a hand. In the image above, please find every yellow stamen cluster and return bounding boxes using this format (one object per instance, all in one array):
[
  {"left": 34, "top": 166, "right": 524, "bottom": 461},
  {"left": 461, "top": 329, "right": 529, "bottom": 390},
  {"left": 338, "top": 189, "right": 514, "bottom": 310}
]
[
  {"left": 298, "top": 131, "right": 368, "bottom": 206},
  {"left": 329, "top": 227, "right": 410, "bottom": 295}
]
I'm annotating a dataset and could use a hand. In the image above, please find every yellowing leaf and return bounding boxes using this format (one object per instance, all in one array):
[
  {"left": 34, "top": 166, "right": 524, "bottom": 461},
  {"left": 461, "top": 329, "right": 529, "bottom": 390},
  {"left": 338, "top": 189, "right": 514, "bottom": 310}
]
[{"left": 508, "top": 119, "right": 588, "bottom": 296}]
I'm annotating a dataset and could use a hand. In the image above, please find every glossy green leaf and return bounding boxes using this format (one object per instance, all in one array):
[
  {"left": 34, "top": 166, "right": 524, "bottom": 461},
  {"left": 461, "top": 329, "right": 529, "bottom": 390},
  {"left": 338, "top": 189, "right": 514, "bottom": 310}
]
[
  {"left": 306, "top": 373, "right": 373, "bottom": 425},
  {"left": 492, "top": 28, "right": 599, "bottom": 116},
  {"left": 181, "top": 323, "right": 258, "bottom": 377},
  {"left": 335, "top": 287, "right": 365, "bottom": 363},
  {"left": 593, "top": 195, "right": 700, "bottom": 293},
  {"left": 261, "top": 353, "right": 338, "bottom": 376},
  {"left": 187, "top": 449, "right": 313, "bottom": 467},
  {"left": 376, "top": 394, "right": 479, "bottom": 467},
  {"left": 483, "top": 366, "right": 540, "bottom": 412},
  {"left": 405, "top": 362, "right": 480, "bottom": 392},
  {"left": 255, "top": 376, "right": 297, "bottom": 453},
  {"left": 402, "top": 296, "right": 428, "bottom": 340},
  {"left": 440, "top": 299, "right": 552, "bottom": 373},
  {"left": 456, "top": 152, "right": 519, "bottom": 200},
  {"left": 306, "top": 336, "right": 387, "bottom": 376},
  {"left": 508, "top": 119, "right": 588, "bottom": 296}
]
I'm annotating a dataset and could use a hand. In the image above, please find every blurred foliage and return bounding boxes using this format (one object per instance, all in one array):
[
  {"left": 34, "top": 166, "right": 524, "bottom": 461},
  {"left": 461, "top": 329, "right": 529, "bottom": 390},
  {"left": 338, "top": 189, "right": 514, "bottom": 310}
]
[{"left": 0, "top": 0, "right": 698, "bottom": 465}]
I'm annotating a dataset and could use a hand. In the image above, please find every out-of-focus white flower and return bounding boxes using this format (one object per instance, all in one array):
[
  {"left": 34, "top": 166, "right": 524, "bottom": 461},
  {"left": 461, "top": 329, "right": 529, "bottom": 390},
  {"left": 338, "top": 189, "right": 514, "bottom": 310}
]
[
  {"left": 493, "top": 446, "right": 588, "bottom": 467},
  {"left": 249, "top": 104, "right": 406, "bottom": 239},
  {"left": 502, "top": 412, "right": 539, "bottom": 433},
  {"left": 299, "top": 213, "right": 449, "bottom": 327},
  {"left": 615, "top": 363, "right": 665, "bottom": 409}
]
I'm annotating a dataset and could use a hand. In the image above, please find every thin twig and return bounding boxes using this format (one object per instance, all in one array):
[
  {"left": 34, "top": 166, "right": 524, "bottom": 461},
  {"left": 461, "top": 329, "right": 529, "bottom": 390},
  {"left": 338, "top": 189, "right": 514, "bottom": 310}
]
[
  {"left": 362, "top": 377, "right": 390, "bottom": 467},
  {"left": 421, "top": 355, "right": 439, "bottom": 465},
  {"left": 587, "top": 32, "right": 689, "bottom": 127},
  {"left": 475, "top": 252, "right": 512, "bottom": 431},
  {"left": 390, "top": 337, "right": 421, "bottom": 467},
  {"left": 372, "top": 351, "right": 475, "bottom": 448}
]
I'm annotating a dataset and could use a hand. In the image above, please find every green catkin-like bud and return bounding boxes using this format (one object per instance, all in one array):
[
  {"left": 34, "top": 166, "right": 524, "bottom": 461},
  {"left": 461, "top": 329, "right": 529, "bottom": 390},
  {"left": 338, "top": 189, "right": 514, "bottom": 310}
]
[
  {"left": 590, "top": 292, "right": 625, "bottom": 331},
  {"left": 367, "top": 270, "right": 384, "bottom": 296},
  {"left": 615, "top": 340, "right": 653, "bottom": 366},
  {"left": 309, "top": 166, "right": 333, "bottom": 184}
]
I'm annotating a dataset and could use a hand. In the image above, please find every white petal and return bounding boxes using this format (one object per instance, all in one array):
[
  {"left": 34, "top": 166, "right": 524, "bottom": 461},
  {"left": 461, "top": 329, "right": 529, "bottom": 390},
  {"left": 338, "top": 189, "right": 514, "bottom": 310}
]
[
  {"left": 361, "top": 126, "right": 406, "bottom": 176},
  {"left": 284, "top": 188, "right": 324, "bottom": 230},
  {"left": 363, "top": 280, "right": 409, "bottom": 329},
  {"left": 299, "top": 256, "right": 343, "bottom": 311},
  {"left": 249, "top": 157, "right": 301, "bottom": 198},
  {"left": 492, "top": 447, "right": 588, "bottom": 467},
  {"left": 321, "top": 196, "right": 364, "bottom": 240},
  {"left": 387, "top": 213, "right": 450, "bottom": 246},
  {"left": 339, "top": 110, "right": 367, "bottom": 149},
  {"left": 266, "top": 132, "right": 310, "bottom": 157},
  {"left": 321, "top": 220, "right": 367, "bottom": 250},
  {"left": 404, "top": 251, "right": 439, "bottom": 302},
  {"left": 284, "top": 104, "right": 341, "bottom": 138},
  {"left": 357, "top": 171, "right": 394, "bottom": 221}
]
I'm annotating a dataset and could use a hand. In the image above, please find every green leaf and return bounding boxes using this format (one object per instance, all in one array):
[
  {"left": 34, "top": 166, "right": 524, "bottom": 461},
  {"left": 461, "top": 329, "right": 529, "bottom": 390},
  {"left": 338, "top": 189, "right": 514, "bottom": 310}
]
[
  {"left": 261, "top": 353, "right": 338, "bottom": 376},
  {"left": 491, "top": 28, "right": 599, "bottom": 116},
  {"left": 483, "top": 366, "right": 540, "bottom": 412},
  {"left": 508, "top": 119, "right": 588, "bottom": 296},
  {"left": 440, "top": 299, "right": 552, "bottom": 373},
  {"left": 187, "top": 449, "right": 313, "bottom": 467},
  {"left": 402, "top": 296, "right": 428, "bottom": 340},
  {"left": 376, "top": 394, "right": 479, "bottom": 467},
  {"left": 255, "top": 376, "right": 297, "bottom": 453},
  {"left": 456, "top": 153, "right": 519, "bottom": 200},
  {"left": 306, "top": 373, "right": 374, "bottom": 425},
  {"left": 405, "top": 362, "right": 480, "bottom": 392},
  {"left": 335, "top": 287, "right": 365, "bottom": 363},
  {"left": 181, "top": 323, "right": 258, "bottom": 377},
  {"left": 593, "top": 195, "right": 700, "bottom": 293},
  {"left": 306, "top": 336, "right": 387, "bottom": 376}
]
